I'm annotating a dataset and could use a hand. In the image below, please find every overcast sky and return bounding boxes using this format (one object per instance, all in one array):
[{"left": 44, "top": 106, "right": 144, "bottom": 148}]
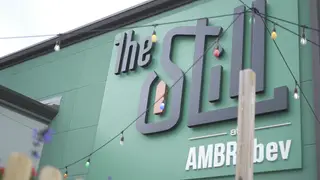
[{"left": 0, "top": 0, "right": 148, "bottom": 58}]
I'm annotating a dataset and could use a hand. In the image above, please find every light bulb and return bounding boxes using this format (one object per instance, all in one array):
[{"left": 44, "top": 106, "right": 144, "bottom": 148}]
[
  {"left": 64, "top": 170, "right": 68, "bottom": 179},
  {"left": 300, "top": 34, "right": 307, "bottom": 45},
  {"left": 85, "top": 158, "right": 90, "bottom": 168},
  {"left": 64, "top": 167, "right": 68, "bottom": 179},
  {"left": 160, "top": 103, "right": 165, "bottom": 110},
  {"left": 271, "top": 29, "right": 277, "bottom": 40},
  {"left": 213, "top": 48, "right": 220, "bottom": 58},
  {"left": 54, "top": 44, "right": 60, "bottom": 51},
  {"left": 120, "top": 132, "right": 124, "bottom": 146},
  {"left": 151, "top": 30, "right": 157, "bottom": 43},
  {"left": 294, "top": 87, "right": 299, "bottom": 99},
  {"left": 300, "top": 37, "right": 307, "bottom": 45},
  {"left": 300, "top": 26, "right": 307, "bottom": 45}
]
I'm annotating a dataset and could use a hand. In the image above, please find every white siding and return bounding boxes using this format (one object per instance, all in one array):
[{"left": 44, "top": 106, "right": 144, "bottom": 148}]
[{"left": 0, "top": 105, "right": 47, "bottom": 169}]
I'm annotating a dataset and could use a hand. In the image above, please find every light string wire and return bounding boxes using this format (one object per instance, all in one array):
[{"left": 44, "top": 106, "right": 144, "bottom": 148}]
[
  {"left": 0, "top": 12, "right": 246, "bottom": 131},
  {"left": 258, "top": 10, "right": 320, "bottom": 32},
  {"left": 0, "top": 12, "right": 242, "bottom": 40},
  {"left": 257, "top": 14, "right": 320, "bottom": 125},
  {"left": 64, "top": 4, "right": 320, "bottom": 171},
  {"left": 237, "top": 1, "right": 320, "bottom": 125},
  {"left": 238, "top": 0, "right": 320, "bottom": 48},
  {"left": 2, "top": 2, "right": 319, "bottom": 172},
  {"left": 0, "top": 3, "right": 320, "bottom": 40},
  {"left": 261, "top": 15, "right": 320, "bottom": 48},
  {"left": 0, "top": 2, "right": 319, "bottom": 176},
  {"left": 238, "top": 0, "right": 320, "bottom": 32},
  {"left": 58, "top": 10, "right": 247, "bottom": 170}
]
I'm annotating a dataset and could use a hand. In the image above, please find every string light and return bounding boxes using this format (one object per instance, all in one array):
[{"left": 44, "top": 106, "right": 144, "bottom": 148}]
[
  {"left": 85, "top": 158, "right": 90, "bottom": 168},
  {"left": 151, "top": 30, "right": 157, "bottom": 43},
  {"left": 213, "top": 38, "right": 220, "bottom": 58},
  {"left": 248, "top": 2, "right": 320, "bottom": 144},
  {"left": 213, "top": 46, "right": 220, "bottom": 58},
  {"left": 50, "top": 10, "right": 320, "bottom": 175},
  {"left": 160, "top": 102, "right": 165, "bottom": 110},
  {"left": 0, "top": 10, "right": 319, "bottom": 50},
  {"left": 54, "top": 34, "right": 62, "bottom": 51},
  {"left": 251, "top": 8, "right": 302, "bottom": 102},
  {"left": 294, "top": 84, "right": 299, "bottom": 100},
  {"left": 259, "top": 14, "right": 320, "bottom": 48},
  {"left": 151, "top": 24, "right": 157, "bottom": 43},
  {"left": 64, "top": 167, "right": 68, "bottom": 179},
  {"left": 271, "top": 23, "right": 277, "bottom": 40},
  {"left": 0, "top": 6, "right": 319, "bottom": 177},
  {"left": 0, "top": 12, "right": 247, "bottom": 40},
  {"left": 56, "top": 10, "right": 245, "bottom": 173},
  {"left": 300, "top": 26, "right": 307, "bottom": 45},
  {"left": 120, "top": 131, "right": 124, "bottom": 146},
  {"left": 213, "top": 39, "right": 224, "bottom": 58},
  {"left": 54, "top": 40, "right": 60, "bottom": 51},
  {"left": 1, "top": 10, "right": 320, "bottom": 42}
]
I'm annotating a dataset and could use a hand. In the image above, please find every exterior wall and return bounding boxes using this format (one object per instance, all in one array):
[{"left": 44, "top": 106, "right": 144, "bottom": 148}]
[
  {"left": 0, "top": 24, "right": 114, "bottom": 178},
  {"left": 0, "top": 0, "right": 317, "bottom": 180},
  {"left": 88, "top": 0, "right": 316, "bottom": 179},
  {"left": 0, "top": 105, "right": 47, "bottom": 168}
]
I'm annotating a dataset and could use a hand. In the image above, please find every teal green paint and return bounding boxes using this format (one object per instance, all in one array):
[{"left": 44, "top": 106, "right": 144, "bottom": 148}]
[
  {"left": 86, "top": 0, "right": 311, "bottom": 179},
  {"left": 299, "top": 0, "right": 313, "bottom": 82},
  {"left": 40, "top": 132, "right": 66, "bottom": 168},
  {"left": 0, "top": 0, "right": 316, "bottom": 179},
  {"left": 63, "top": 126, "right": 96, "bottom": 175},
  {"left": 0, "top": 9, "right": 112, "bottom": 177},
  {"left": 49, "top": 91, "right": 76, "bottom": 133},
  {"left": 69, "top": 83, "right": 105, "bottom": 129},
  {"left": 300, "top": 81, "right": 315, "bottom": 145}
]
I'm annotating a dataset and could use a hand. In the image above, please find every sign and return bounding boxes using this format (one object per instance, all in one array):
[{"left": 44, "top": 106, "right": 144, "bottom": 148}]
[
  {"left": 106, "top": 0, "right": 301, "bottom": 178},
  {"left": 185, "top": 139, "right": 292, "bottom": 170},
  {"left": 135, "top": 1, "right": 288, "bottom": 135},
  {"left": 114, "top": 30, "right": 154, "bottom": 75}
]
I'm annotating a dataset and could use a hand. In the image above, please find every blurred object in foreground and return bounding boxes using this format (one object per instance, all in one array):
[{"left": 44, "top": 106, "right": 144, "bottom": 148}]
[
  {"left": 39, "top": 166, "right": 62, "bottom": 180},
  {"left": 3, "top": 153, "right": 32, "bottom": 180}
]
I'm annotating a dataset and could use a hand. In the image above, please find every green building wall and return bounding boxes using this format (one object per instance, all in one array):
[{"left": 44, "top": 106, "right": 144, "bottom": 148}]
[
  {"left": 0, "top": 23, "right": 115, "bottom": 178},
  {"left": 0, "top": 0, "right": 317, "bottom": 179}
]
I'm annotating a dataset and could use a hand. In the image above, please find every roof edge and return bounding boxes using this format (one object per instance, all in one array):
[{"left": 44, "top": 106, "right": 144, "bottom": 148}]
[
  {"left": 0, "top": 0, "right": 194, "bottom": 70},
  {"left": 0, "top": 85, "right": 59, "bottom": 125}
]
